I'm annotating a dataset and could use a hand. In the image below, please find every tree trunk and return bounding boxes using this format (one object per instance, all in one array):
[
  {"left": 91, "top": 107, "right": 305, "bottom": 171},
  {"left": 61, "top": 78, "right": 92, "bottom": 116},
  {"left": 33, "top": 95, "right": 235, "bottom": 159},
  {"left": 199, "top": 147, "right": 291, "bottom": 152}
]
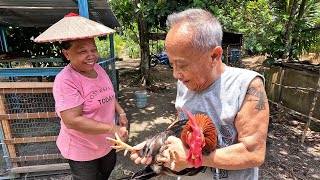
[
  {"left": 289, "top": 0, "right": 307, "bottom": 60},
  {"left": 135, "top": 0, "right": 151, "bottom": 86},
  {"left": 282, "top": 0, "right": 298, "bottom": 59}
]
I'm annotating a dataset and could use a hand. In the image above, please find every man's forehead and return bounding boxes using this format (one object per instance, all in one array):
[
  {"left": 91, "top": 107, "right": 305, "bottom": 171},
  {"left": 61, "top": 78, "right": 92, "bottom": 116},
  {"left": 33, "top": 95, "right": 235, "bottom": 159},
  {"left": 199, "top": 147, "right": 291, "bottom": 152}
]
[
  {"left": 166, "top": 23, "right": 192, "bottom": 43},
  {"left": 174, "top": 22, "right": 190, "bottom": 34},
  {"left": 168, "top": 56, "right": 189, "bottom": 63}
]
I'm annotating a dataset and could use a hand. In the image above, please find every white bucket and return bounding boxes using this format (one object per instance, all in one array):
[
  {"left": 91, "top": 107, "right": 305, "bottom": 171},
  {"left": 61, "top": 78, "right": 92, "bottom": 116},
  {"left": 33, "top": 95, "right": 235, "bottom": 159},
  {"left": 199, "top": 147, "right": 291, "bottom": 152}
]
[{"left": 135, "top": 90, "right": 147, "bottom": 108}]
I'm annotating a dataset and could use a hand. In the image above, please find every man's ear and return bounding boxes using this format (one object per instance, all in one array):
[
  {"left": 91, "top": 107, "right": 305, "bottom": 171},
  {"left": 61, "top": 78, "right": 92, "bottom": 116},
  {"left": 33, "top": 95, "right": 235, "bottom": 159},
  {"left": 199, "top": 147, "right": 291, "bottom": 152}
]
[{"left": 210, "top": 46, "right": 223, "bottom": 62}]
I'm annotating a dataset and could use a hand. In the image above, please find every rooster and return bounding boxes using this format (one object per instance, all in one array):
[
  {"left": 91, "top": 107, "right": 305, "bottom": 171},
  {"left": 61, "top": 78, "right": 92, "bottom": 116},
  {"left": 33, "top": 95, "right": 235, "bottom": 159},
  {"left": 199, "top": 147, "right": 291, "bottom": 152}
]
[{"left": 107, "top": 109, "right": 217, "bottom": 179}]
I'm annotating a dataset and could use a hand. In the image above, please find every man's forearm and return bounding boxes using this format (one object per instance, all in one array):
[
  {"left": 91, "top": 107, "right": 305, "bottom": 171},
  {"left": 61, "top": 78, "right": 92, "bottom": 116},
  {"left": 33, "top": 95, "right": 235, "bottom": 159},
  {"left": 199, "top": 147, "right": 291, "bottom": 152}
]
[{"left": 202, "top": 142, "right": 265, "bottom": 170}]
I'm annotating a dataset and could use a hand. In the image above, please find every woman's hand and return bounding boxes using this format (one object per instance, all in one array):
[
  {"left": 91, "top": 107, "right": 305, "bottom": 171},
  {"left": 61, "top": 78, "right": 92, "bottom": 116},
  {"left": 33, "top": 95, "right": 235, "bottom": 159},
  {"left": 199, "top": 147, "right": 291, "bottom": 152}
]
[
  {"left": 118, "top": 114, "right": 129, "bottom": 130},
  {"left": 113, "top": 125, "right": 129, "bottom": 142},
  {"left": 130, "top": 141, "right": 153, "bottom": 165}
]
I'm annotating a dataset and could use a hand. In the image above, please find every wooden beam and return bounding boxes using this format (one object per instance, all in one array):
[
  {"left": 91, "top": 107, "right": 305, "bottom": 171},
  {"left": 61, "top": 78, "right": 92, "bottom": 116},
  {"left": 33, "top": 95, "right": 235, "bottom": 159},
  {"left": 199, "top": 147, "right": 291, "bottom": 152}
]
[
  {"left": 0, "top": 112, "right": 57, "bottom": 120},
  {"left": 149, "top": 33, "right": 166, "bottom": 40},
  {"left": 0, "top": 82, "right": 53, "bottom": 89},
  {"left": 0, "top": 82, "right": 53, "bottom": 94},
  {"left": 0, "top": 94, "right": 18, "bottom": 168},
  {"left": 0, "top": 88, "right": 52, "bottom": 94},
  {"left": 11, "top": 163, "right": 70, "bottom": 174},
  {"left": 10, "top": 154, "right": 64, "bottom": 163},
  {"left": 4, "top": 136, "right": 57, "bottom": 144}
]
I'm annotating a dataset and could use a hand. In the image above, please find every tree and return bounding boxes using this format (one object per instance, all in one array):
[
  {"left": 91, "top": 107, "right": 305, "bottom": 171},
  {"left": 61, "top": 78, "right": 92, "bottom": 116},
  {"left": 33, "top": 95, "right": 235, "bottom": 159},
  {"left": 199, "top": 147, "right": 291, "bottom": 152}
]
[
  {"left": 110, "top": 0, "right": 220, "bottom": 86},
  {"left": 269, "top": 0, "right": 320, "bottom": 60},
  {"left": 135, "top": 0, "right": 151, "bottom": 85}
]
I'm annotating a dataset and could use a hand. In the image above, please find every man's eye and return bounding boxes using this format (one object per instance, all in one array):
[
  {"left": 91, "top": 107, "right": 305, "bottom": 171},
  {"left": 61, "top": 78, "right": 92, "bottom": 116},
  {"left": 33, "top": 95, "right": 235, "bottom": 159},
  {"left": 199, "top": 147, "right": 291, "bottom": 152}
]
[{"left": 178, "top": 64, "right": 187, "bottom": 69}]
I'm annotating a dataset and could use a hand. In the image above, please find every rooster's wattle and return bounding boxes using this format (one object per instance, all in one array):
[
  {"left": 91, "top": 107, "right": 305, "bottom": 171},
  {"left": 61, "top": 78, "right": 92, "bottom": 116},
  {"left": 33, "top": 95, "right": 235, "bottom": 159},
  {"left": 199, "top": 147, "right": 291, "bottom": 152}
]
[{"left": 107, "top": 109, "right": 217, "bottom": 179}]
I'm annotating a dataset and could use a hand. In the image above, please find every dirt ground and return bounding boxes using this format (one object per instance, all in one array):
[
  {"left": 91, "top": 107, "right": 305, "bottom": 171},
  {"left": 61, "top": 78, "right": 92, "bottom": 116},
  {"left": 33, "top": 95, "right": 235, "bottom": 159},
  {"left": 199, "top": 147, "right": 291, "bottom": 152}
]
[{"left": 32, "top": 56, "right": 319, "bottom": 180}]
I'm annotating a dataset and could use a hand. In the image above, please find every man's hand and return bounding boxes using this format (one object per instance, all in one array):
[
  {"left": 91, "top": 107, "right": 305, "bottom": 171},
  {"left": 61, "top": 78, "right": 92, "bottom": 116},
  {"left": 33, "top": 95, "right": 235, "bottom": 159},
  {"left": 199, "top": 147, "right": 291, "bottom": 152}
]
[
  {"left": 130, "top": 141, "right": 153, "bottom": 165},
  {"left": 157, "top": 136, "right": 193, "bottom": 172}
]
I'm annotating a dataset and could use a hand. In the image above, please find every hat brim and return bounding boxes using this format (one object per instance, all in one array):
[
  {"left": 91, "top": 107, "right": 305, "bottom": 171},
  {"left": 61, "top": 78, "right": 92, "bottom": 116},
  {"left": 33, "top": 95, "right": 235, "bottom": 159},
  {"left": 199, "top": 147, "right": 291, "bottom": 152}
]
[{"left": 34, "top": 16, "right": 116, "bottom": 43}]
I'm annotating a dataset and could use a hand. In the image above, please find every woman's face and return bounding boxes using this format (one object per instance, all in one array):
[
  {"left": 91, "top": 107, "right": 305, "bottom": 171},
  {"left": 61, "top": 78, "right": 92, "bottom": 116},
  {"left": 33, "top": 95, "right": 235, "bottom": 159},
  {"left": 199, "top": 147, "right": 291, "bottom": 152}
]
[{"left": 62, "top": 38, "right": 99, "bottom": 73}]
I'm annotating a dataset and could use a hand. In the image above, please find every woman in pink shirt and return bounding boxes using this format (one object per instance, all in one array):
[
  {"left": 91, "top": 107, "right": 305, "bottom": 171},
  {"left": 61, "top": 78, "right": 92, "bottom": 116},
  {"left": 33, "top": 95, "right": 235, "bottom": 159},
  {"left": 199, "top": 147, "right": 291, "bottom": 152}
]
[{"left": 53, "top": 38, "right": 128, "bottom": 180}]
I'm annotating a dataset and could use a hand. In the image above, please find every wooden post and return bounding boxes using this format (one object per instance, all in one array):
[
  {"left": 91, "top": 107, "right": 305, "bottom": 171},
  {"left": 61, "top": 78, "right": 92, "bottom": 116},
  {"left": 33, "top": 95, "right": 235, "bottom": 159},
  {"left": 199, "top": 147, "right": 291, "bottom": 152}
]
[
  {"left": 239, "top": 46, "right": 242, "bottom": 67},
  {"left": 276, "top": 67, "right": 285, "bottom": 103},
  {"left": 11, "top": 163, "right": 70, "bottom": 174},
  {"left": 0, "top": 94, "right": 19, "bottom": 172},
  {"left": 0, "top": 94, "right": 19, "bottom": 177},
  {"left": 301, "top": 74, "right": 320, "bottom": 143},
  {"left": 226, "top": 45, "right": 230, "bottom": 64}
]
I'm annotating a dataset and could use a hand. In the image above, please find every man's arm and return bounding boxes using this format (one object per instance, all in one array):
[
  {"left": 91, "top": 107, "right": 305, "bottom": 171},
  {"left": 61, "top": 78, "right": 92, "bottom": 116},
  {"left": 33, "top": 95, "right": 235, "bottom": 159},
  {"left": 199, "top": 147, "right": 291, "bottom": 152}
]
[
  {"left": 202, "top": 76, "right": 269, "bottom": 170},
  {"left": 162, "top": 76, "right": 269, "bottom": 171}
]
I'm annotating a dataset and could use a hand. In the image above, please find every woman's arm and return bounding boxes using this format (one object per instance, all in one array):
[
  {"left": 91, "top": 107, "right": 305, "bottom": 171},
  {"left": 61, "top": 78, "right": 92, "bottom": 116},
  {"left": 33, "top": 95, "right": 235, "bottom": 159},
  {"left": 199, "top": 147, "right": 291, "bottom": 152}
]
[
  {"left": 61, "top": 104, "right": 127, "bottom": 138},
  {"left": 115, "top": 99, "right": 129, "bottom": 129},
  {"left": 115, "top": 99, "right": 125, "bottom": 115}
]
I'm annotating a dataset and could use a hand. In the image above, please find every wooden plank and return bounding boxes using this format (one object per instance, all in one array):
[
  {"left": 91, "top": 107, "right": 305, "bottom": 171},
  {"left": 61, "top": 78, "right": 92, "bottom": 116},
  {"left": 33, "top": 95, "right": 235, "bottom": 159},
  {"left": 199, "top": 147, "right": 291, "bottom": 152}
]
[
  {"left": 4, "top": 136, "right": 57, "bottom": 144},
  {"left": 0, "top": 94, "right": 18, "bottom": 168},
  {"left": 11, "top": 163, "right": 70, "bottom": 174},
  {"left": 0, "top": 82, "right": 53, "bottom": 89},
  {"left": 302, "top": 75, "right": 320, "bottom": 143},
  {"left": 0, "top": 112, "right": 58, "bottom": 120},
  {"left": 10, "top": 154, "right": 64, "bottom": 163},
  {"left": 0, "top": 88, "right": 52, "bottom": 94},
  {"left": 0, "top": 82, "right": 53, "bottom": 94},
  {"left": 269, "top": 100, "right": 320, "bottom": 123}
]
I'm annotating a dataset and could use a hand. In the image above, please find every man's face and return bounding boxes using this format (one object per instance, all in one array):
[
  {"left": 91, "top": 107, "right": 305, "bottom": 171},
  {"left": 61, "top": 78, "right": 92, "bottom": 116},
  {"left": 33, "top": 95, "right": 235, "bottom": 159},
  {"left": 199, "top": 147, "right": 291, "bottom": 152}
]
[{"left": 165, "top": 23, "right": 215, "bottom": 92}]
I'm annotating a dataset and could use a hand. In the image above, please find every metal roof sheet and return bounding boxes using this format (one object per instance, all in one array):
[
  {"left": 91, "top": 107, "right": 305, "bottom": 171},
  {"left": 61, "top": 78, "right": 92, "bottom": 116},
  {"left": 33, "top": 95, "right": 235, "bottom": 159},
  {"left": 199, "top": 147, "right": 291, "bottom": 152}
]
[{"left": 0, "top": 0, "right": 120, "bottom": 28}]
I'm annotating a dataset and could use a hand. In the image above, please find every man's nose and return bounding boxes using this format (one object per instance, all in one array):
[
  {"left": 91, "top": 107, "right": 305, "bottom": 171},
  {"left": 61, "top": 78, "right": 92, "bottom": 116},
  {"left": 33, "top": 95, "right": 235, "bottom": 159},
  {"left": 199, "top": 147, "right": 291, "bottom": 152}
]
[{"left": 173, "top": 68, "right": 182, "bottom": 79}]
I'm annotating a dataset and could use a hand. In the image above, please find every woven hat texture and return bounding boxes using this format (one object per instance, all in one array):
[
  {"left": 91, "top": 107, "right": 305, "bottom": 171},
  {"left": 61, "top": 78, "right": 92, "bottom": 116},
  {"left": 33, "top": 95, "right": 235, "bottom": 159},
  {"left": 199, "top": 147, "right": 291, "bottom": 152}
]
[{"left": 34, "top": 12, "right": 115, "bottom": 42}]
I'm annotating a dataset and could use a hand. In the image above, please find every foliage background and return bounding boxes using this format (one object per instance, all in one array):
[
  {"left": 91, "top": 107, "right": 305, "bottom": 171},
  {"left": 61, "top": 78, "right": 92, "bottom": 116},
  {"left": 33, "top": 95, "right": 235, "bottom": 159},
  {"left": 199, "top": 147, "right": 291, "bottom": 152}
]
[{"left": 1, "top": 0, "right": 320, "bottom": 61}]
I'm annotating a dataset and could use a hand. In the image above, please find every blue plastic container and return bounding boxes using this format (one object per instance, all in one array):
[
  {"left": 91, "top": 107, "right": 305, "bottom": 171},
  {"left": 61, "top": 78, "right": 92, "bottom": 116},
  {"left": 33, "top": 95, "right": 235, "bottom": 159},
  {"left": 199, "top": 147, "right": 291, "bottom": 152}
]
[
  {"left": 135, "top": 90, "right": 147, "bottom": 108},
  {"left": 230, "top": 49, "right": 240, "bottom": 62}
]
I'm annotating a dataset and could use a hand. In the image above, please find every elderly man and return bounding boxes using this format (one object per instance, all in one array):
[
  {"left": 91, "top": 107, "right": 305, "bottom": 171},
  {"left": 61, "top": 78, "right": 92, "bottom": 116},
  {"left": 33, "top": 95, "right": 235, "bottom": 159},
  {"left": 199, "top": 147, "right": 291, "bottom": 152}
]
[{"left": 131, "top": 8, "right": 269, "bottom": 180}]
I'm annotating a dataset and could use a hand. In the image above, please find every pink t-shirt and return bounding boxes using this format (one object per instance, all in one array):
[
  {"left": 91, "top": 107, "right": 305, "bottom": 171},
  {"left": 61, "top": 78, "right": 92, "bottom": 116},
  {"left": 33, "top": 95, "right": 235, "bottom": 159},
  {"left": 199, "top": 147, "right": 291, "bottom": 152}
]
[{"left": 53, "top": 64, "right": 115, "bottom": 161}]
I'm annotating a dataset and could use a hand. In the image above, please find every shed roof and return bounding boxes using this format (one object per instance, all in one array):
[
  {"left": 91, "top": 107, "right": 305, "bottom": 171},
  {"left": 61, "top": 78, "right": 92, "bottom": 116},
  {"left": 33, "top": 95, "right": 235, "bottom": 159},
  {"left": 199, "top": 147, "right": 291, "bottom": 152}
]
[{"left": 0, "top": 0, "right": 120, "bottom": 28}]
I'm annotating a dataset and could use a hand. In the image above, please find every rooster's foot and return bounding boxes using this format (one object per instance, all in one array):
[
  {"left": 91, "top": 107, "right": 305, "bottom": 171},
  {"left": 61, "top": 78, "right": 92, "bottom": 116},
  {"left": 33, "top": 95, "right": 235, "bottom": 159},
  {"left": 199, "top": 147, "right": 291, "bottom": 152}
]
[{"left": 106, "top": 132, "right": 135, "bottom": 156}]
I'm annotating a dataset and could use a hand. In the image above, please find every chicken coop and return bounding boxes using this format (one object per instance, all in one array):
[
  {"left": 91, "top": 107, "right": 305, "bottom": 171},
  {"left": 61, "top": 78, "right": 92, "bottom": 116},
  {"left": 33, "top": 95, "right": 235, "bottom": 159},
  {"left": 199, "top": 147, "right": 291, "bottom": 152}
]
[
  {"left": 0, "top": 0, "right": 119, "bottom": 179},
  {"left": 222, "top": 32, "right": 244, "bottom": 65}
]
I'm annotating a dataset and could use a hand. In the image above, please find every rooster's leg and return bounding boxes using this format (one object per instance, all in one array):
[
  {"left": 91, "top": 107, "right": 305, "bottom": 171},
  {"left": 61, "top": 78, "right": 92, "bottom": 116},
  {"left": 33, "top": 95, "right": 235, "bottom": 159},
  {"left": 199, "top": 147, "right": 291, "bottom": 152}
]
[{"left": 106, "top": 132, "right": 136, "bottom": 156}]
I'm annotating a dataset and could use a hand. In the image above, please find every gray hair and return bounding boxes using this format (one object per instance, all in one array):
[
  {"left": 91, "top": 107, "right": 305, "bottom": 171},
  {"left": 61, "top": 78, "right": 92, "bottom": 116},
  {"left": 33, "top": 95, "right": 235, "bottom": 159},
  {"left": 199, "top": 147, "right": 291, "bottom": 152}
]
[{"left": 166, "top": 8, "right": 223, "bottom": 52}]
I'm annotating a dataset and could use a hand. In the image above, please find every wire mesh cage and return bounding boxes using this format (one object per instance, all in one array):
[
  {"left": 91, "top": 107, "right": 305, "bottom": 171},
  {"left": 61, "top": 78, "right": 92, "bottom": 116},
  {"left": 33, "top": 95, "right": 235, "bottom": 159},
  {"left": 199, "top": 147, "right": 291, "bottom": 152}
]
[{"left": 0, "top": 58, "right": 117, "bottom": 178}]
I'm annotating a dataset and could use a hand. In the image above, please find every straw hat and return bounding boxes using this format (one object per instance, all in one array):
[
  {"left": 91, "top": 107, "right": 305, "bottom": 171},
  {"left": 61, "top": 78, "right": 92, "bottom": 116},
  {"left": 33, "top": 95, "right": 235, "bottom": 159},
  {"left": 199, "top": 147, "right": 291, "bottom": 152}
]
[{"left": 34, "top": 12, "right": 115, "bottom": 43}]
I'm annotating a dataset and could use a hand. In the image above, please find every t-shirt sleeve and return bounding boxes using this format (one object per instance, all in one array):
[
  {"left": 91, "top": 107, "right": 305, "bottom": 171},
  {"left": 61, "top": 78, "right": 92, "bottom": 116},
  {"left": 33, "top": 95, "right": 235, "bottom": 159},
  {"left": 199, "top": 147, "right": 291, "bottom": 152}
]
[{"left": 53, "top": 78, "right": 84, "bottom": 116}]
